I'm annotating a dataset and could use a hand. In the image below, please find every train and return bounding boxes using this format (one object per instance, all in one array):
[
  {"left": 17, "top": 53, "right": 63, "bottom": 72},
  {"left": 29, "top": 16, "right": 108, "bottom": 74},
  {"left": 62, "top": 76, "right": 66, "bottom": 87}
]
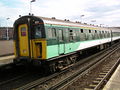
[{"left": 13, "top": 15, "right": 120, "bottom": 72}]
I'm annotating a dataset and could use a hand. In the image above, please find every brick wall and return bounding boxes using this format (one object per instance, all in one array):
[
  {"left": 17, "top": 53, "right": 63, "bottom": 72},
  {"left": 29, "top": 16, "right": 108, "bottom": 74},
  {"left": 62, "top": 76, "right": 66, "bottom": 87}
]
[{"left": 0, "top": 27, "right": 13, "bottom": 40}]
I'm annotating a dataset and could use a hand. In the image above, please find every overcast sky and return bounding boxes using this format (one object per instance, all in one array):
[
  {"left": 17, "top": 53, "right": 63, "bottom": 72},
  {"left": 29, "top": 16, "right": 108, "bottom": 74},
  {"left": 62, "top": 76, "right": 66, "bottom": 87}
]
[{"left": 0, "top": 0, "right": 120, "bottom": 27}]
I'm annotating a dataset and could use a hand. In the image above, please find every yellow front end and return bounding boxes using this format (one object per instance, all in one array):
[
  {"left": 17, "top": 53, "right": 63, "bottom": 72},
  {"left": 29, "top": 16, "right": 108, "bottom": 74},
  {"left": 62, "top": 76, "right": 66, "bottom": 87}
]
[{"left": 14, "top": 24, "right": 47, "bottom": 63}]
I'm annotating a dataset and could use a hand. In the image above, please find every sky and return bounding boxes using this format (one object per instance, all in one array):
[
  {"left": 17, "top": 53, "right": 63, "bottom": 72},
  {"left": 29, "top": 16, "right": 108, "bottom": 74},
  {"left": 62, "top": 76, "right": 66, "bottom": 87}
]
[{"left": 0, "top": 0, "right": 120, "bottom": 27}]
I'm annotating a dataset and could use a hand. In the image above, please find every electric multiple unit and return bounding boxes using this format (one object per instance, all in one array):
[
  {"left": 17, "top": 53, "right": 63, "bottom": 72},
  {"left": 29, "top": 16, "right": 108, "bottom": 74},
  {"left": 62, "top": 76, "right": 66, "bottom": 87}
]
[{"left": 13, "top": 15, "right": 120, "bottom": 70}]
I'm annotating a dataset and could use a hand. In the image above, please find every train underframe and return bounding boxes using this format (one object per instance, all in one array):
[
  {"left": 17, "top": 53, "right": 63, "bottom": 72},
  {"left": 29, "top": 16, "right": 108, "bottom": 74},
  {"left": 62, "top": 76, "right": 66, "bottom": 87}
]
[{"left": 14, "top": 39, "right": 120, "bottom": 73}]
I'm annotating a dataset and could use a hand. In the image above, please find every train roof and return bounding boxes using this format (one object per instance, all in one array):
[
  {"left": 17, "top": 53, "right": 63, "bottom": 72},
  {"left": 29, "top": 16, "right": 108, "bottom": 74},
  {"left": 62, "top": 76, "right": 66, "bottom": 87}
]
[
  {"left": 36, "top": 16, "right": 108, "bottom": 30},
  {"left": 15, "top": 15, "right": 120, "bottom": 32},
  {"left": 39, "top": 16, "right": 120, "bottom": 32},
  {"left": 109, "top": 27, "right": 120, "bottom": 32}
]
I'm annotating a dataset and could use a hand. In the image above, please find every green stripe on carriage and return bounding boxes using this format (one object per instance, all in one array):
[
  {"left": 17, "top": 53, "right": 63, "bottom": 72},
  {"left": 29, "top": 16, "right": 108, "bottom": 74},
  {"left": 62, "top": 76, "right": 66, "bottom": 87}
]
[
  {"left": 47, "top": 45, "right": 59, "bottom": 59},
  {"left": 46, "top": 38, "right": 112, "bottom": 59},
  {"left": 46, "top": 42, "right": 80, "bottom": 59}
]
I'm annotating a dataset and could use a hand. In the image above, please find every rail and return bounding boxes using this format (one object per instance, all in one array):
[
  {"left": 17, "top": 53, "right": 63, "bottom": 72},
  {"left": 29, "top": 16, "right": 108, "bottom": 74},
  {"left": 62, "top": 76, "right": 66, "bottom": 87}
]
[{"left": 94, "top": 57, "right": 120, "bottom": 90}]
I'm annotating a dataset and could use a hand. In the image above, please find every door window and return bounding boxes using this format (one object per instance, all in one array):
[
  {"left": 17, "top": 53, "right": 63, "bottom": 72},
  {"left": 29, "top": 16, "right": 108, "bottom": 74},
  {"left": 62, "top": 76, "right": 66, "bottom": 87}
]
[
  {"left": 21, "top": 27, "right": 26, "bottom": 36},
  {"left": 69, "top": 29, "right": 74, "bottom": 41},
  {"left": 48, "top": 28, "right": 57, "bottom": 39},
  {"left": 58, "top": 29, "right": 64, "bottom": 42}
]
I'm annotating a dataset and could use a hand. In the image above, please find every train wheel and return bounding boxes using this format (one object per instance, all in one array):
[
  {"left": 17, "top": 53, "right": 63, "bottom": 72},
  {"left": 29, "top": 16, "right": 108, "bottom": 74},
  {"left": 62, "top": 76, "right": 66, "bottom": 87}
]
[{"left": 49, "top": 63, "right": 56, "bottom": 73}]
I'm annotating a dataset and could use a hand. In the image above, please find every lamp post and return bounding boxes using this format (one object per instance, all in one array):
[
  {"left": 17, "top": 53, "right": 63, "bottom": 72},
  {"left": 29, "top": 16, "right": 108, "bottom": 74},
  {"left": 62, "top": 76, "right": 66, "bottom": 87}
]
[
  {"left": 80, "top": 15, "right": 85, "bottom": 23},
  {"left": 6, "top": 18, "right": 10, "bottom": 40},
  {"left": 30, "top": 0, "right": 36, "bottom": 14}
]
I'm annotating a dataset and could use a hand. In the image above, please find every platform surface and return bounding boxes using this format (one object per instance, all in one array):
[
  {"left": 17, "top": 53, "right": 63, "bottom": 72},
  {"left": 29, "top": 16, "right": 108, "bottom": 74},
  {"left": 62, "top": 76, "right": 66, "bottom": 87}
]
[
  {"left": 0, "top": 55, "right": 14, "bottom": 65},
  {"left": 103, "top": 64, "right": 120, "bottom": 90},
  {"left": 0, "top": 40, "right": 14, "bottom": 56}
]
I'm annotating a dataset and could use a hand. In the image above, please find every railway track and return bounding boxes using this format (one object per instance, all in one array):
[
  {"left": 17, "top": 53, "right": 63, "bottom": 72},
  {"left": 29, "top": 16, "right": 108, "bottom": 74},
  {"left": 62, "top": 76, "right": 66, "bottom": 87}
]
[
  {"left": 92, "top": 58, "right": 120, "bottom": 90},
  {"left": 15, "top": 42, "right": 120, "bottom": 90},
  {"left": 0, "top": 72, "right": 44, "bottom": 90},
  {"left": 0, "top": 64, "right": 45, "bottom": 90},
  {"left": 0, "top": 73, "right": 28, "bottom": 86},
  {"left": 63, "top": 45, "right": 120, "bottom": 90}
]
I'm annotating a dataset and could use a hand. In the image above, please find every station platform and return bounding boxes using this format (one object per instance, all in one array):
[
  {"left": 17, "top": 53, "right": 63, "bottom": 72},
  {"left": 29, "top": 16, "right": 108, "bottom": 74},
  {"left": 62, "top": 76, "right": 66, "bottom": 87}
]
[
  {"left": 103, "top": 64, "right": 120, "bottom": 90},
  {"left": 0, "top": 55, "right": 14, "bottom": 66}
]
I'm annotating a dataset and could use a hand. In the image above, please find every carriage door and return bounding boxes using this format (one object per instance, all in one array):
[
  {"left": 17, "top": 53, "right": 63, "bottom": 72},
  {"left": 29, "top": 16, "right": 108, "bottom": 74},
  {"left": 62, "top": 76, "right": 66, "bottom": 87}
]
[
  {"left": 18, "top": 24, "right": 29, "bottom": 56},
  {"left": 58, "top": 29, "right": 65, "bottom": 54}
]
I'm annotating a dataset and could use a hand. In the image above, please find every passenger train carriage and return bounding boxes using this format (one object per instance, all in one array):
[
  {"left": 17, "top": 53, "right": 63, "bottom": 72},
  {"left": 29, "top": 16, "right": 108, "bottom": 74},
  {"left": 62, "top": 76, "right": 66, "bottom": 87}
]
[{"left": 13, "top": 15, "right": 120, "bottom": 71}]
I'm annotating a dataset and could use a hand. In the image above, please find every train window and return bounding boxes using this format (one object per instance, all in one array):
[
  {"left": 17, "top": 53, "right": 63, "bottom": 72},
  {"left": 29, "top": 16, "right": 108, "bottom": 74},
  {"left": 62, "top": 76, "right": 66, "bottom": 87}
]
[
  {"left": 95, "top": 30, "right": 97, "bottom": 33},
  {"left": 48, "top": 28, "right": 52, "bottom": 38},
  {"left": 52, "top": 28, "right": 57, "bottom": 38},
  {"left": 69, "top": 29, "right": 74, "bottom": 41},
  {"left": 99, "top": 31, "right": 100, "bottom": 38},
  {"left": 89, "top": 30, "right": 91, "bottom": 33},
  {"left": 21, "top": 27, "right": 26, "bottom": 36},
  {"left": 48, "top": 28, "right": 57, "bottom": 39},
  {"left": 34, "top": 25, "right": 42, "bottom": 38},
  {"left": 107, "top": 31, "right": 110, "bottom": 37},
  {"left": 58, "top": 29, "right": 64, "bottom": 41},
  {"left": 80, "top": 29, "right": 83, "bottom": 33}
]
